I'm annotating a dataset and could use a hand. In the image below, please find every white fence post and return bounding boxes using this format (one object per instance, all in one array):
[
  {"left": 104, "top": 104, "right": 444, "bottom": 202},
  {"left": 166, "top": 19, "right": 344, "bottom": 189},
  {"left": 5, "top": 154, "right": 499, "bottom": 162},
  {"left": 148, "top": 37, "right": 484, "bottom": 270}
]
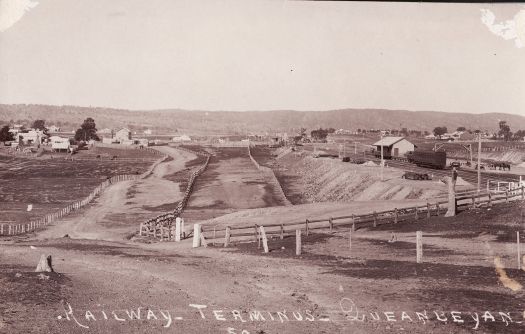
[
  {"left": 259, "top": 226, "right": 269, "bottom": 253},
  {"left": 296, "top": 229, "right": 302, "bottom": 256},
  {"left": 416, "top": 231, "right": 423, "bottom": 263},
  {"left": 192, "top": 224, "right": 201, "bottom": 248}
]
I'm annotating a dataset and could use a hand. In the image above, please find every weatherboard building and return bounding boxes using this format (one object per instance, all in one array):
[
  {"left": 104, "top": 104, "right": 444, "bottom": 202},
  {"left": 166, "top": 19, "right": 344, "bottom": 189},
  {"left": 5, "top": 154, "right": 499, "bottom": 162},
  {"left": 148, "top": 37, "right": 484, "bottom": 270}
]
[{"left": 373, "top": 137, "right": 415, "bottom": 158}]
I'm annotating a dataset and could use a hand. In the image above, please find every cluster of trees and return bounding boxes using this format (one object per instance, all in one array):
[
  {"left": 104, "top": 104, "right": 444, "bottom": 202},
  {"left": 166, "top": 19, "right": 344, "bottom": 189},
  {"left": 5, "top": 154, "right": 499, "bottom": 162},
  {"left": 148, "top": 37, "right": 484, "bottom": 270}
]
[
  {"left": 310, "top": 127, "right": 335, "bottom": 141},
  {"left": 0, "top": 125, "right": 14, "bottom": 142},
  {"left": 498, "top": 120, "right": 525, "bottom": 141},
  {"left": 432, "top": 126, "right": 448, "bottom": 138},
  {"left": 74, "top": 118, "right": 100, "bottom": 141}
]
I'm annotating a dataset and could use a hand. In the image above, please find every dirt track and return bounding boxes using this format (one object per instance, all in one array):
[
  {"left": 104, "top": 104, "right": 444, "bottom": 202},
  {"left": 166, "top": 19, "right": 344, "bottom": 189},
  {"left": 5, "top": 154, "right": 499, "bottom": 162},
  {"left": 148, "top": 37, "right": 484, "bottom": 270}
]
[{"left": 34, "top": 146, "right": 195, "bottom": 241}]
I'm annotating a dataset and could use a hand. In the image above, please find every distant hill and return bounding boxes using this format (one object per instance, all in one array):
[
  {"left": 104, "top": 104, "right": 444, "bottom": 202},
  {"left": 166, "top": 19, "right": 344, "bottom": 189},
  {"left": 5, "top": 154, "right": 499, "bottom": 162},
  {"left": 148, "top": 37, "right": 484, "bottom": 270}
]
[{"left": 1, "top": 104, "right": 524, "bottom": 135}]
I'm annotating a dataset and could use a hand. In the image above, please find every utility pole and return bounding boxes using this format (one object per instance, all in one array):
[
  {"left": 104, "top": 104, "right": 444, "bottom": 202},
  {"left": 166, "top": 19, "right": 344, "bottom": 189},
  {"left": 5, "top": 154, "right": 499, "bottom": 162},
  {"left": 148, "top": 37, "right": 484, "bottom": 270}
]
[
  {"left": 380, "top": 133, "right": 384, "bottom": 181},
  {"left": 477, "top": 133, "right": 482, "bottom": 192},
  {"left": 469, "top": 144, "right": 473, "bottom": 167}
]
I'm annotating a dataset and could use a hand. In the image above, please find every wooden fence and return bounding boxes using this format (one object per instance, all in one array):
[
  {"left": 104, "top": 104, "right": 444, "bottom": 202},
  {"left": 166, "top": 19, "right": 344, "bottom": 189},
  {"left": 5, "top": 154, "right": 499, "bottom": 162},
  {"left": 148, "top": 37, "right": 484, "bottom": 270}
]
[
  {"left": 199, "top": 186, "right": 525, "bottom": 246},
  {"left": 0, "top": 154, "right": 169, "bottom": 236},
  {"left": 138, "top": 148, "right": 211, "bottom": 240}
]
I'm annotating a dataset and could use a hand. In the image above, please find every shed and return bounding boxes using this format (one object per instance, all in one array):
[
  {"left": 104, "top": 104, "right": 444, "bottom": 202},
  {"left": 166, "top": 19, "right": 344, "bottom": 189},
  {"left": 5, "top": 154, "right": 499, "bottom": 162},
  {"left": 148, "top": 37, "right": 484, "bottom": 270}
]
[
  {"left": 373, "top": 137, "right": 415, "bottom": 158},
  {"left": 50, "top": 136, "right": 70, "bottom": 151},
  {"left": 114, "top": 128, "right": 131, "bottom": 142}
]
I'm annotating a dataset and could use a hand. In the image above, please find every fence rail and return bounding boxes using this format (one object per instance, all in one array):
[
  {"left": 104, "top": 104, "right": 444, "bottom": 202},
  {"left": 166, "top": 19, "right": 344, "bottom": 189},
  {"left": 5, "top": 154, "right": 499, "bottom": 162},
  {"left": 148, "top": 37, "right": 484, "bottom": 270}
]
[
  {"left": 200, "top": 186, "right": 525, "bottom": 246},
  {"left": 0, "top": 154, "right": 169, "bottom": 236},
  {"left": 138, "top": 147, "right": 211, "bottom": 240}
]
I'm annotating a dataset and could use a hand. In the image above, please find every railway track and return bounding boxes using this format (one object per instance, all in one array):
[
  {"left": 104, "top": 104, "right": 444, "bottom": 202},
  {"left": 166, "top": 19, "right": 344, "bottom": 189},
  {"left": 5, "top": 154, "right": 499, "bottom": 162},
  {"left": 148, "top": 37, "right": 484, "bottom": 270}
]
[{"left": 342, "top": 152, "right": 521, "bottom": 187}]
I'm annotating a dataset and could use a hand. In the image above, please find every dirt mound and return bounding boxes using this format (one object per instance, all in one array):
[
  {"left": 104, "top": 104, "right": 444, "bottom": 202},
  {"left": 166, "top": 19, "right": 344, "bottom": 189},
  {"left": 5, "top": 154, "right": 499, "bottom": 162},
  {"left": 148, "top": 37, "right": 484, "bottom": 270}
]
[
  {"left": 272, "top": 154, "right": 474, "bottom": 204},
  {"left": 482, "top": 149, "right": 525, "bottom": 164}
]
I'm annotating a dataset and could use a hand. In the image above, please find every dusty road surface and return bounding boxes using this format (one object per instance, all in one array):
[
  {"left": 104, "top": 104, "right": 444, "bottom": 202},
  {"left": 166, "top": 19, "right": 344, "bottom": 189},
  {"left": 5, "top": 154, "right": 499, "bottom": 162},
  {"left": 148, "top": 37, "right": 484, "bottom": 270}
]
[
  {"left": 184, "top": 147, "right": 289, "bottom": 222},
  {"left": 34, "top": 146, "right": 196, "bottom": 241},
  {"left": 2, "top": 202, "right": 525, "bottom": 334}
]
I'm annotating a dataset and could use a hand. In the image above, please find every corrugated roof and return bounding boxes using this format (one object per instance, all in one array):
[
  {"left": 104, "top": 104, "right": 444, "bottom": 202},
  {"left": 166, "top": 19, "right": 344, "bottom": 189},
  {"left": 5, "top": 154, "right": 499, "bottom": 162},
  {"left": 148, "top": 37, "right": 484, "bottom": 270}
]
[{"left": 373, "top": 137, "right": 408, "bottom": 147}]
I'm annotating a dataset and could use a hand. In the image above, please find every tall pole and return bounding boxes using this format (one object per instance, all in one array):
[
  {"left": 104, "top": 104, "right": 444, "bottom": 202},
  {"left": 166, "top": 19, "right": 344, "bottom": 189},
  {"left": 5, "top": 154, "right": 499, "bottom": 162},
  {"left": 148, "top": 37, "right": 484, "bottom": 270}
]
[
  {"left": 477, "top": 133, "right": 482, "bottom": 192},
  {"left": 469, "top": 144, "right": 473, "bottom": 167},
  {"left": 380, "top": 133, "right": 384, "bottom": 181}
]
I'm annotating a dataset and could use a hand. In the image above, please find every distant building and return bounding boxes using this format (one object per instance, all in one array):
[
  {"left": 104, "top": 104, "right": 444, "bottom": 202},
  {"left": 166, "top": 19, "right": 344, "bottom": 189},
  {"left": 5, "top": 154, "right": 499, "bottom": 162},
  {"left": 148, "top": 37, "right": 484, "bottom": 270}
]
[
  {"left": 172, "top": 134, "right": 191, "bottom": 142},
  {"left": 49, "top": 136, "right": 70, "bottom": 151},
  {"left": 16, "top": 130, "right": 47, "bottom": 146},
  {"left": 143, "top": 129, "right": 152, "bottom": 135},
  {"left": 373, "top": 137, "right": 415, "bottom": 158},
  {"left": 102, "top": 137, "right": 117, "bottom": 144},
  {"left": 48, "top": 125, "right": 61, "bottom": 132},
  {"left": 114, "top": 128, "right": 131, "bottom": 142},
  {"left": 99, "top": 128, "right": 112, "bottom": 135}
]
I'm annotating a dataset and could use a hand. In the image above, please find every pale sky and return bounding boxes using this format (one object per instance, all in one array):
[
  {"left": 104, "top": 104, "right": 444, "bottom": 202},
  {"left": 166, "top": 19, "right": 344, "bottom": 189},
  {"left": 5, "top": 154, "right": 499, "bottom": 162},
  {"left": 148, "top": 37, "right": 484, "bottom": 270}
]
[{"left": 0, "top": 1, "right": 524, "bottom": 115}]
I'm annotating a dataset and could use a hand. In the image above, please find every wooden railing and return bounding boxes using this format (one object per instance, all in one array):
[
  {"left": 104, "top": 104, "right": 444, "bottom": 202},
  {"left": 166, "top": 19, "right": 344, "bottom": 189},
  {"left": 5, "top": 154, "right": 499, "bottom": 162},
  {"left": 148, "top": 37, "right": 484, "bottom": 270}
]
[
  {"left": 138, "top": 148, "right": 211, "bottom": 240},
  {"left": 200, "top": 186, "right": 525, "bottom": 246}
]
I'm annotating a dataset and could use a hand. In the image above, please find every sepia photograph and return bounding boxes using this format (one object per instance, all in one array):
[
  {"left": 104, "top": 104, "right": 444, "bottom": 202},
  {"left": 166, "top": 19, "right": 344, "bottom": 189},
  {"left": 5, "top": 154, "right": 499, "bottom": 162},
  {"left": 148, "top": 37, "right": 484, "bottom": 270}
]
[{"left": 1, "top": 1, "right": 525, "bottom": 333}]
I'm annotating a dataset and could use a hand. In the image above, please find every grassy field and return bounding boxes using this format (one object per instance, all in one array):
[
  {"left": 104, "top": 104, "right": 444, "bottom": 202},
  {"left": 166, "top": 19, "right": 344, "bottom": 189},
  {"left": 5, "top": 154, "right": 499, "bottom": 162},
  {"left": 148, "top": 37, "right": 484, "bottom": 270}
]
[{"left": 0, "top": 150, "right": 159, "bottom": 225}]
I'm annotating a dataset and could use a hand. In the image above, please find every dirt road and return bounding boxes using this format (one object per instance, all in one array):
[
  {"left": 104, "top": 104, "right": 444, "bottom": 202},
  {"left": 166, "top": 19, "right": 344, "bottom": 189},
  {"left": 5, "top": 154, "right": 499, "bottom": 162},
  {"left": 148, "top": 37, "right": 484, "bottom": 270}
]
[{"left": 35, "top": 146, "right": 196, "bottom": 241}]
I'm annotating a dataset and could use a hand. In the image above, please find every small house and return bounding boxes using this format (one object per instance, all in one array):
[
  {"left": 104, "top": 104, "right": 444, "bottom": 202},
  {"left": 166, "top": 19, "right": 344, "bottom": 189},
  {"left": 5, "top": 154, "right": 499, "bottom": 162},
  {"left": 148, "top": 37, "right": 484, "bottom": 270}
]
[
  {"left": 114, "top": 128, "right": 131, "bottom": 142},
  {"left": 16, "top": 130, "right": 47, "bottom": 146},
  {"left": 48, "top": 125, "right": 61, "bottom": 132},
  {"left": 49, "top": 136, "right": 70, "bottom": 151},
  {"left": 373, "top": 137, "right": 415, "bottom": 158}
]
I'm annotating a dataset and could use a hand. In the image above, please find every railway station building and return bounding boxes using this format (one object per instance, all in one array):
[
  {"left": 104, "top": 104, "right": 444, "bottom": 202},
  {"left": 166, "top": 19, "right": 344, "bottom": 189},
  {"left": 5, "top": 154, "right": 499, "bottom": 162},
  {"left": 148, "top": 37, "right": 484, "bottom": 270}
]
[{"left": 373, "top": 137, "right": 415, "bottom": 158}]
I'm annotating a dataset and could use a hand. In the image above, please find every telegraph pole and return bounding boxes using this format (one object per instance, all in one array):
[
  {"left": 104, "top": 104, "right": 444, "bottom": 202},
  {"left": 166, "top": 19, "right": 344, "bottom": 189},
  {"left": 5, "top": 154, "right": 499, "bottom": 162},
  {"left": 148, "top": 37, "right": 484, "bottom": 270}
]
[
  {"left": 477, "top": 133, "right": 482, "bottom": 192},
  {"left": 380, "top": 133, "right": 384, "bottom": 181}
]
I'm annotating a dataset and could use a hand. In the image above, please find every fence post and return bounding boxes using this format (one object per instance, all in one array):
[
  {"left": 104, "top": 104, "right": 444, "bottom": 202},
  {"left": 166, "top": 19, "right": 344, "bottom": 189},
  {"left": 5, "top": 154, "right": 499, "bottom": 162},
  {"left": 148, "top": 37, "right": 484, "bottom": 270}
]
[
  {"left": 488, "top": 193, "right": 492, "bottom": 207},
  {"left": 352, "top": 214, "right": 356, "bottom": 232},
  {"left": 471, "top": 196, "right": 475, "bottom": 209},
  {"left": 521, "top": 186, "right": 524, "bottom": 200},
  {"left": 414, "top": 207, "right": 419, "bottom": 220},
  {"left": 8, "top": 225, "right": 12, "bottom": 235},
  {"left": 416, "top": 231, "right": 423, "bottom": 263},
  {"left": 192, "top": 224, "right": 201, "bottom": 248},
  {"left": 329, "top": 218, "right": 333, "bottom": 233},
  {"left": 200, "top": 227, "right": 208, "bottom": 248},
  {"left": 260, "top": 226, "right": 269, "bottom": 253},
  {"left": 254, "top": 225, "right": 260, "bottom": 248},
  {"left": 296, "top": 229, "right": 302, "bottom": 256},
  {"left": 280, "top": 224, "right": 284, "bottom": 239},
  {"left": 426, "top": 202, "right": 431, "bottom": 218},
  {"left": 505, "top": 190, "right": 509, "bottom": 203},
  {"left": 0, "top": 224, "right": 3, "bottom": 235},
  {"left": 436, "top": 203, "right": 440, "bottom": 216},
  {"left": 373, "top": 211, "right": 377, "bottom": 227},
  {"left": 349, "top": 229, "right": 352, "bottom": 254},
  {"left": 518, "top": 231, "right": 521, "bottom": 270},
  {"left": 394, "top": 208, "right": 398, "bottom": 224},
  {"left": 224, "top": 226, "right": 231, "bottom": 247},
  {"left": 139, "top": 223, "right": 143, "bottom": 236},
  {"left": 305, "top": 219, "right": 310, "bottom": 236}
]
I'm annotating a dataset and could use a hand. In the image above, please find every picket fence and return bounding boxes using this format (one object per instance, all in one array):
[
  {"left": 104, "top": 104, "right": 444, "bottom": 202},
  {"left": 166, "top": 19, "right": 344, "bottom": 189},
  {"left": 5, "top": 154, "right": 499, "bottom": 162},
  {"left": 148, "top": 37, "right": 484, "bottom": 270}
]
[{"left": 0, "top": 154, "right": 168, "bottom": 236}]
